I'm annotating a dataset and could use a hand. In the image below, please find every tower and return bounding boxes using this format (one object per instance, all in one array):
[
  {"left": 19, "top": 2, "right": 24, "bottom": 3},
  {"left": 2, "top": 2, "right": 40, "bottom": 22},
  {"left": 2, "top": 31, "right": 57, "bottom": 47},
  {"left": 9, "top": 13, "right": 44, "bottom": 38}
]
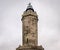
[
  {"left": 22, "top": 3, "right": 38, "bottom": 46},
  {"left": 16, "top": 3, "right": 44, "bottom": 50}
]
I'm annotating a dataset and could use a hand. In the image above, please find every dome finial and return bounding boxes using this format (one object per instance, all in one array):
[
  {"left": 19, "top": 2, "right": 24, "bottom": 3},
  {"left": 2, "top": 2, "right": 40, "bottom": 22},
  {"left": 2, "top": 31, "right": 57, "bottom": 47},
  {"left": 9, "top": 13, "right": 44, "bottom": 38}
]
[
  {"left": 28, "top": 3, "right": 31, "bottom": 6},
  {"left": 27, "top": 3, "right": 33, "bottom": 9}
]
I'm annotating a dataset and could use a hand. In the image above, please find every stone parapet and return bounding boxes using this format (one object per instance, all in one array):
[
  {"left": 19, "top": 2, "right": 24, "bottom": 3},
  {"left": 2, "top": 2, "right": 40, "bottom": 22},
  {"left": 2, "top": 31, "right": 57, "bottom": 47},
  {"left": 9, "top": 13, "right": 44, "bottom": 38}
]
[{"left": 16, "top": 45, "right": 44, "bottom": 50}]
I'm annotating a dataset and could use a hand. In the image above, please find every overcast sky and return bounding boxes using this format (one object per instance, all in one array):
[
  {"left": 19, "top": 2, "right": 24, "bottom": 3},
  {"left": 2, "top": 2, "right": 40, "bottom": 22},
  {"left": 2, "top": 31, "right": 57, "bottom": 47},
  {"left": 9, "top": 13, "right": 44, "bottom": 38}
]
[{"left": 0, "top": 0, "right": 60, "bottom": 50}]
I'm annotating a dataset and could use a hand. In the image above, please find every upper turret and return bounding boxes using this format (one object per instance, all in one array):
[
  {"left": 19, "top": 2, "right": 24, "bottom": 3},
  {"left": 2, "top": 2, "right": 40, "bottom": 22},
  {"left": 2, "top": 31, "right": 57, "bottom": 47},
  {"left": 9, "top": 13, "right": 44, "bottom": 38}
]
[{"left": 22, "top": 3, "right": 38, "bottom": 21}]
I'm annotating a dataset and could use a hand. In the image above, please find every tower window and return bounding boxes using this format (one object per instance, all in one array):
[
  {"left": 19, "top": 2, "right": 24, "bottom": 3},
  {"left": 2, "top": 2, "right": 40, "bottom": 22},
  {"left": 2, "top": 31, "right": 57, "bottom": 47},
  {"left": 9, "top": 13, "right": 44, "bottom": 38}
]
[
  {"left": 27, "top": 38, "right": 28, "bottom": 43},
  {"left": 26, "top": 26, "right": 28, "bottom": 28}
]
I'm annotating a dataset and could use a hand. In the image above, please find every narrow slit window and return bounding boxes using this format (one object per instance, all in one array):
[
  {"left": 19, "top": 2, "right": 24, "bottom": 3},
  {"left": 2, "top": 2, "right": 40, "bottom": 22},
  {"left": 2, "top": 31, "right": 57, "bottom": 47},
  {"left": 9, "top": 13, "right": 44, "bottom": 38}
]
[{"left": 27, "top": 38, "right": 28, "bottom": 43}]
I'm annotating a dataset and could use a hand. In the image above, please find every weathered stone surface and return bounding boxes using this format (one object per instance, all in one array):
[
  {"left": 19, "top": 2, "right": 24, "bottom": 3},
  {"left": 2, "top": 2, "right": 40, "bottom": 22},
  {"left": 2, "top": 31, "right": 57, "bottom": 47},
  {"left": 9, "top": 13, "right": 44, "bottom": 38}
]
[
  {"left": 16, "top": 3, "right": 44, "bottom": 50},
  {"left": 22, "top": 8, "right": 38, "bottom": 46}
]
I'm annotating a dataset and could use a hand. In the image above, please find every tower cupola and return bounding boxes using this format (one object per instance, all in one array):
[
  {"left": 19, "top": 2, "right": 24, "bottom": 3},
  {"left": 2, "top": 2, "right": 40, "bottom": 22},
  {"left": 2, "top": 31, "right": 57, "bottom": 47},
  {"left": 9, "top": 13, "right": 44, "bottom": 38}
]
[{"left": 26, "top": 3, "right": 34, "bottom": 12}]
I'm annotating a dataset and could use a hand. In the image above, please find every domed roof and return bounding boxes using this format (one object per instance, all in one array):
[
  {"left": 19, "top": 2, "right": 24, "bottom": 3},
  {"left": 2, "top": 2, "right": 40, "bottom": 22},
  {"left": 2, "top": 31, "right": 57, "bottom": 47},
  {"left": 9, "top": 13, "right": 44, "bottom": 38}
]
[{"left": 26, "top": 3, "right": 34, "bottom": 12}]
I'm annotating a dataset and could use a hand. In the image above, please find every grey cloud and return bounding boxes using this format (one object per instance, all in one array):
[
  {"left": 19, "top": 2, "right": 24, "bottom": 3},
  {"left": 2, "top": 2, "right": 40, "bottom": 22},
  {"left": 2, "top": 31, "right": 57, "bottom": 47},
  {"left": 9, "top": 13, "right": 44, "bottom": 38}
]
[{"left": 0, "top": 0, "right": 60, "bottom": 50}]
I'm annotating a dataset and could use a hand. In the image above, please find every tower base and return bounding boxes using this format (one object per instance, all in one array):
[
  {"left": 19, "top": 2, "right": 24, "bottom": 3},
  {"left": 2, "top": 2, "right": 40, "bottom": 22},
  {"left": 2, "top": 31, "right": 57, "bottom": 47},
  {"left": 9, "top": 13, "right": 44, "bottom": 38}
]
[{"left": 16, "top": 45, "right": 44, "bottom": 50}]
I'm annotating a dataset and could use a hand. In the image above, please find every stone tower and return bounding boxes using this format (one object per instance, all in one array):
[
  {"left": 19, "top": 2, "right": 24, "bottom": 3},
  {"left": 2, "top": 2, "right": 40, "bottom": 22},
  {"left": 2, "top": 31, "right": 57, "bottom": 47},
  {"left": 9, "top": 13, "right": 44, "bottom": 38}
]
[
  {"left": 16, "top": 3, "right": 44, "bottom": 50},
  {"left": 22, "top": 3, "right": 38, "bottom": 46}
]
